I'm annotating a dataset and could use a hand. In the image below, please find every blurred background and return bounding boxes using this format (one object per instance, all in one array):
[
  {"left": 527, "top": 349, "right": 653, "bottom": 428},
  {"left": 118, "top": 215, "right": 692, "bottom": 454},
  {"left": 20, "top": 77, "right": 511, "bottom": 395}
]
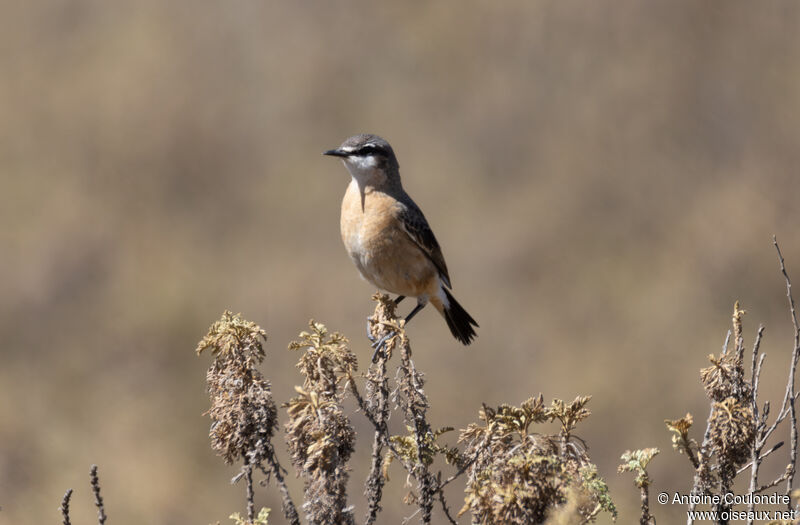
[{"left": 3, "top": 1, "right": 800, "bottom": 523}]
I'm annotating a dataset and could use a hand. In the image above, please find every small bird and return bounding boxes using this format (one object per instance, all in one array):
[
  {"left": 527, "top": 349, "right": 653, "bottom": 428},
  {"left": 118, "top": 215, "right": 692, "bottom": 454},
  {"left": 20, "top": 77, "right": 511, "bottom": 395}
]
[{"left": 324, "top": 134, "right": 478, "bottom": 346}]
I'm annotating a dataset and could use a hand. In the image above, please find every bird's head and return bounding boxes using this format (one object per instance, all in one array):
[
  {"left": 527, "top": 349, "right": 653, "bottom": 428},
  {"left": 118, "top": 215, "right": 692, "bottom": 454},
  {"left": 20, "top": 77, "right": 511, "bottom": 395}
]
[{"left": 324, "top": 134, "right": 399, "bottom": 183}]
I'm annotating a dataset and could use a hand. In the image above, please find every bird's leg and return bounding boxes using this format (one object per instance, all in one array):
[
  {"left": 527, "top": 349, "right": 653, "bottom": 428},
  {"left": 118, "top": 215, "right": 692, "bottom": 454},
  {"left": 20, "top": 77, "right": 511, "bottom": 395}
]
[
  {"left": 370, "top": 297, "right": 404, "bottom": 343},
  {"left": 371, "top": 331, "right": 393, "bottom": 352},
  {"left": 370, "top": 342, "right": 386, "bottom": 363},
  {"left": 403, "top": 301, "right": 426, "bottom": 324},
  {"left": 367, "top": 298, "right": 404, "bottom": 347},
  {"left": 370, "top": 301, "right": 427, "bottom": 362},
  {"left": 366, "top": 316, "right": 376, "bottom": 343}
]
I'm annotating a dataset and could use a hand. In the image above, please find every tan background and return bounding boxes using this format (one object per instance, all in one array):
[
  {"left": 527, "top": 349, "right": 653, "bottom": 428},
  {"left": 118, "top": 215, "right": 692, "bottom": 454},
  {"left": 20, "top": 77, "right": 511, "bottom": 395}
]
[{"left": 3, "top": 1, "right": 800, "bottom": 523}]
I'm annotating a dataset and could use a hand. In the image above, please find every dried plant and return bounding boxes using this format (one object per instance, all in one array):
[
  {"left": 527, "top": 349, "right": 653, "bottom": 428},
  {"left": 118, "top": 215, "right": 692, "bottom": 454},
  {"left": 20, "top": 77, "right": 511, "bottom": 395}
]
[
  {"left": 57, "top": 466, "right": 108, "bottom": 525},
  {"left": 60, "top": 488, "right": 73, "bottom": 525},
  {"left": 59, "top": 241, "right": 800, "bottom": 524},
  {"left": 656, "top": 239, "right": 800, "bottom": 524},
  {"left": 196, "top": 310, "right": 298, "bottom": 525},
  {"left": 360, "top": 297, "right": 394, "bottom": 525},
  {"left": 285, "top": 321, "right": 357, "bottom": 525},
  {"left": 191, "top": 296, "right": 616, "bottom": 525},
  {"left": 458, "top": 395, "right": 617, "bottom": 524},
  {"left": 196, "top": 311, "right": 276, "bottom": 466},
  {"left": 90, "top": 465, "right": 107, "bottom": 525},
  {"left": 350, "top": 294, "right": 469, "bottom": 524},
  {"left": 618, "top": 448, "right": 659, "bottom": 524},
  {"left": 666, "top": 414, "right": 698, "bottom": 468}
]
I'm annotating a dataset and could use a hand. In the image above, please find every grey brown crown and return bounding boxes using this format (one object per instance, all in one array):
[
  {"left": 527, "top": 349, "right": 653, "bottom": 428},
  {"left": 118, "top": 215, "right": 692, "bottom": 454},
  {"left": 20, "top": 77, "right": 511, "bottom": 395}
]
[{"left": 324, "top": 134, "right": 397, "bottom": 164}]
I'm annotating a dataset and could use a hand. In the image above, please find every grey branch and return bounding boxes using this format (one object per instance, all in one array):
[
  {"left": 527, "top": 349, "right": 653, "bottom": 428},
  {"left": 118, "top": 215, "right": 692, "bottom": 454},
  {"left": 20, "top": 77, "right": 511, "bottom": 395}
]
[
  {"left": 259, "top": 443, "right": 301, "bottom": 525},
  {"left": 774, "top": 237, "right": 800, "bottom": 496},
  {"left": 89, "top": 465, "right": 107, "bottom": 525}
]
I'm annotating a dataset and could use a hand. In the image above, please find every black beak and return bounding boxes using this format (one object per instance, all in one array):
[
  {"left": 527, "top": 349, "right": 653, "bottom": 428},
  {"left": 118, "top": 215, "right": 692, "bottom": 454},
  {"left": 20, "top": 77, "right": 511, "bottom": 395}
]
[{"left": 323, "top": 148, "right": 349, "bottom": 158}]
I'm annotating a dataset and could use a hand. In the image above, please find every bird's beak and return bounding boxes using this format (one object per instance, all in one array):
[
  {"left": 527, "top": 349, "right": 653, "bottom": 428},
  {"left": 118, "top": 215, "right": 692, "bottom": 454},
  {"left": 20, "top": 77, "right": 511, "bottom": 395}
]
[{"left": 323, "top": 148, "right": 349, "bottom": 158}]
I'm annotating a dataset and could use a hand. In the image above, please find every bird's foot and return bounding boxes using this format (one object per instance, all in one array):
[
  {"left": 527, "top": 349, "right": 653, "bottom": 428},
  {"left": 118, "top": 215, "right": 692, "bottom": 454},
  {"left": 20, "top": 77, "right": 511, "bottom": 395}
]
[
  {"left": 370, "top": 331, "right": 397, "bottom": 363},
  {"left": 370, "top": 331, "right": 395, "bottom": 349},
  {"left": 366, "top": 317, "right": 377, "bottom": 343}
]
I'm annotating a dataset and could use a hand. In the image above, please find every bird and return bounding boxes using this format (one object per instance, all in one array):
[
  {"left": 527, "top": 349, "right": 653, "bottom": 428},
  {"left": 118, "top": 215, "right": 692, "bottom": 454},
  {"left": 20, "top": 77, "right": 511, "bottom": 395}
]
[{"left": 323, "top": 133, "right": 478, "bottom": 348}]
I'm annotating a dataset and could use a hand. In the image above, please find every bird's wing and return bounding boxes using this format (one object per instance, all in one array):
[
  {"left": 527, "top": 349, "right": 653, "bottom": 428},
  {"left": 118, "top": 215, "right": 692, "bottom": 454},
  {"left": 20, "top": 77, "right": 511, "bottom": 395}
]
[{"left": 397, "top": 200, "right": 452, "bottom": 289}]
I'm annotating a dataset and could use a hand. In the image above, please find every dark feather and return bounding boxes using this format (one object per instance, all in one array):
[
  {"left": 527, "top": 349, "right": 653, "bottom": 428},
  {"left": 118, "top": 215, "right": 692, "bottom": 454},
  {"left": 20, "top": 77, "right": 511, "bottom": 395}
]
[{"left": 396, "top": 198, "right": 452, "bottom": 288}]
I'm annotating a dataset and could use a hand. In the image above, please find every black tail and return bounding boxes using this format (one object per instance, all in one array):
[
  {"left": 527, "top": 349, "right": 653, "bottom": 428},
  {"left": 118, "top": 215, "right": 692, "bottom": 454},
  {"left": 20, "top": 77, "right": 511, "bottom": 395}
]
[{"left": 442, "top": 289, "right": 479, "bottom": 345}]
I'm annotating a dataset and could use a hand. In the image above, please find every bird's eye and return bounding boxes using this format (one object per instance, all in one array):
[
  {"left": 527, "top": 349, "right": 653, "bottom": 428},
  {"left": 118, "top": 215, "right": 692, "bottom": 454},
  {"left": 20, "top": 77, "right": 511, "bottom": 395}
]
[{"left": 358, "top": 144, "right": 379, "bottom": 155}]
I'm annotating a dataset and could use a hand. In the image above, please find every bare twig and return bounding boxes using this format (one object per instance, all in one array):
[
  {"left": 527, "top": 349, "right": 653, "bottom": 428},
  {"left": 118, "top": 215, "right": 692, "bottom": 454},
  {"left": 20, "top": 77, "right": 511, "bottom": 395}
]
[
  {"left": 775, "top": 237, "right": 800, "bottom": 496},
  {"left": 259, "top": 443, "right": 301, "bottom": 525},
  {"left": 753, "top": 352, "right": 767, "bottom": 434},
  {"left": 722, "top": 329, "right": 732, "bottom": 356},
  {"left": 89, "top": 465, "right": 107, "bottom": 525},
  {"left": 750, "top": 327, "right": 766, "bottom": 419},
  {"left": 401, "top": 507, "right": 422, "bottom": 524},
  {"left": 60, "top": 488, "right": 73, "bottom": 525},
  {"left": 755, "top": 468, "right": 791, "bottom": 494},
  {"left": 437, "top": 476, "right": 459, "bottom": 525},
  {"left": 429, "top": 424, "right": 492, "bottom": 523},
  {"left": 747, "top": 326, "right": 767, "bottom": 518},
  {"left": 739, "top": 441, "right": 784, "bottom": 475},
  {"left": 244, "top": 462, "right": 255, "bottom": 523},
  {"left": 435, "top": 441, "right": 486, "bottom": 493}
]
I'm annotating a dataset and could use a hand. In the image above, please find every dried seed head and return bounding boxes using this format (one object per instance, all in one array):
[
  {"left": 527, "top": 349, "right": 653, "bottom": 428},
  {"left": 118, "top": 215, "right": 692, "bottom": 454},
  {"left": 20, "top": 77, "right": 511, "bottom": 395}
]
[
  {"left": 198, "top": 311, "right": 277, "bottom": 466},
  {"left": 708, "top": 397, "right": 755, "bottom": 466},
  {"left": 700, "top": 353, "right": 752, "bottom": 402},
  {"left": 285, "top": 321, "right": 356, "bottom": 525}
]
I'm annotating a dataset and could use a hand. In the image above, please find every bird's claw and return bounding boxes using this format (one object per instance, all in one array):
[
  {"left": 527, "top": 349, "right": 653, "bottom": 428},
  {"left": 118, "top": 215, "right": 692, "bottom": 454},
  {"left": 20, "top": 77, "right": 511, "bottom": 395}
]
[
  {"left": 370, "top": 331, "right": 396, "bottom": 363},
  {"left": 371, "top": 332, "right": 395, "bottom": 349},
  {"left": 366, "top": 317, "right": 377, "bottom": 343}
]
